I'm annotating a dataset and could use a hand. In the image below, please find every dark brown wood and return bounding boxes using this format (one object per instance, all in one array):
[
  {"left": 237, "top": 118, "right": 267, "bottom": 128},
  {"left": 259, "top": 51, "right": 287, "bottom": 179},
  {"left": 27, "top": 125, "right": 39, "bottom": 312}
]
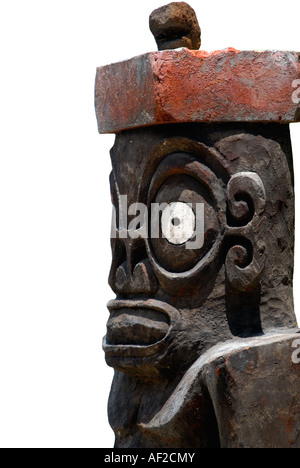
[{"left": 103, "top": 123, "right": 299, "bottom": 447}]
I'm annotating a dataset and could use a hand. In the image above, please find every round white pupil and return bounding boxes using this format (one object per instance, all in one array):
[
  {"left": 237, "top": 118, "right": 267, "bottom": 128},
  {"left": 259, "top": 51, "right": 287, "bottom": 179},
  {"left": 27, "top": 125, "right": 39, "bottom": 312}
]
[{"left": 161, "top": 202, "right": 195, "bottom": 245}]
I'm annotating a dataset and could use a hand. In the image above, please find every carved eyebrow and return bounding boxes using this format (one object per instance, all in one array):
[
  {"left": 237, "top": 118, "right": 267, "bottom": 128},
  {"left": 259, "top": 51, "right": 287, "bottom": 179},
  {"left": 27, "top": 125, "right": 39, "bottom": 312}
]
[{"left": 139, "top": 137, "right": 230, "bottom": 201}]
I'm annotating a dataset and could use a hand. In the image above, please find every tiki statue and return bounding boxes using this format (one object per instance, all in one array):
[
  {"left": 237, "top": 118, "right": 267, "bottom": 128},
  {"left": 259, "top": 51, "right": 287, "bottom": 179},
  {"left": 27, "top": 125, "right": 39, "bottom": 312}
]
[{"left": 95, "top": 2, "right": 300, "bottom": 448}]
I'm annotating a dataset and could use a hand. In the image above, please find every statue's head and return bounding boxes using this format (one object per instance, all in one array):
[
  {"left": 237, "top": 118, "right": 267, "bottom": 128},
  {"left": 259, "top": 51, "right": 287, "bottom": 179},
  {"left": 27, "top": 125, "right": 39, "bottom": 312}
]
[
  {"left": 102, "top": 124, "right": 296, "bottom": 382},
  {"left": 97, "top": 3, "right": 298, "bottom": 384}
]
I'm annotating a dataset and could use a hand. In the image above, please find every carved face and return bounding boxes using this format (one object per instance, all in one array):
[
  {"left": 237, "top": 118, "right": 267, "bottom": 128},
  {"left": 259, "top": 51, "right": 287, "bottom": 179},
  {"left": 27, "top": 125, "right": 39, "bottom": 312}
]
[{"left": 103, "top": 127, "right": 294, "bottom": 381}]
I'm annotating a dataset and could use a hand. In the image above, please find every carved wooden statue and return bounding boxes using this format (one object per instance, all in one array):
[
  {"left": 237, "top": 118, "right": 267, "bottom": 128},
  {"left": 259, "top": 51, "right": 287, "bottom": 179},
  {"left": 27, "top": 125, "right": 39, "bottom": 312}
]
[{"left": 95, "top": 2, "right": 300, "bottom": 448}]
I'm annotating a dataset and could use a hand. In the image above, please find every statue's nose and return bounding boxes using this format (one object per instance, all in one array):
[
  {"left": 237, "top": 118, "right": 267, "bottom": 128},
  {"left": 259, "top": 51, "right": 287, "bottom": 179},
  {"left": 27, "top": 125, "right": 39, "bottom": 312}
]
[{"left": 109, "top": 237, "right": 158, "bottom": 296}]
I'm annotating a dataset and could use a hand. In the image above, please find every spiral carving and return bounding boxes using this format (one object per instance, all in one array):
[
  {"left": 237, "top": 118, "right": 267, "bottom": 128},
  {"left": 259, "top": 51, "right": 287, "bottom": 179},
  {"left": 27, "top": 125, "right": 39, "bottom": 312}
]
[{"left": 225, "top": 172, "right": 266, "bottom": 291}]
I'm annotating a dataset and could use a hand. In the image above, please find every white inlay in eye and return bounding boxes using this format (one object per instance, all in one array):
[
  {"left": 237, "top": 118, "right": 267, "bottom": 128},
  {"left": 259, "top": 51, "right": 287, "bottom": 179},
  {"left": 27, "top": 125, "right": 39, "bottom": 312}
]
[{"left": 161, "top": 202, "right": 195, "bottom": 245}]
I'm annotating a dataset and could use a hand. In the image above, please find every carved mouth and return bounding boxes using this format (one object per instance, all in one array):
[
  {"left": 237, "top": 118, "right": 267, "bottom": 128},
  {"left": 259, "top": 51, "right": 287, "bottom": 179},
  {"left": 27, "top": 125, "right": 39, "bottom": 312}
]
[
  {"left": 106, "top": 308, "right": 170, "bottom": 346},
  {"left": 103, "top": 299, "right": 180, "bottom": 358}
]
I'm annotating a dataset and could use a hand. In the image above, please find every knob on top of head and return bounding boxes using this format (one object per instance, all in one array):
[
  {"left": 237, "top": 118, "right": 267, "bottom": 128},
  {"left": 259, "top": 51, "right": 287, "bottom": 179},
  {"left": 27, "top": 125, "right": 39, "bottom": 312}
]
[{"left": 149, "top": 2, "right": 201, "bottom": 51}]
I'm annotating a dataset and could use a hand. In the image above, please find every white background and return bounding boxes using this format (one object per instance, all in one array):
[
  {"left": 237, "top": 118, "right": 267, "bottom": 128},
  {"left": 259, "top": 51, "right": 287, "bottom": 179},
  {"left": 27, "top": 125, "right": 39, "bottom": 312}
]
[{"left": 0, "top": 0, "right": 299, "bottom": 448}]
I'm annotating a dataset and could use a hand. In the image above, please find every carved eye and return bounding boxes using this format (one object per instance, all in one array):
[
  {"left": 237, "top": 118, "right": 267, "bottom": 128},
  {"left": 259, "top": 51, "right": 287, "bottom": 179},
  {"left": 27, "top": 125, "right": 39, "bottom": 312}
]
[
  {"left": 161, "top": 202, "right": 195, "bottom": 245},
  {"left": 149, "top": 173, "right": 218, "bottom": 273}
]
